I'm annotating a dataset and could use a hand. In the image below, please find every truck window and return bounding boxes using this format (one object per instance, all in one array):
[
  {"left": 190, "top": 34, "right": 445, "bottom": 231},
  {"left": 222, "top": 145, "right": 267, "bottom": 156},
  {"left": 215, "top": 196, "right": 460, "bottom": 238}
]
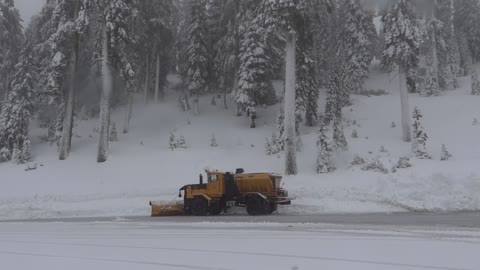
[{"left": 209, "top": 174, "right": 218, "bottom": 182}]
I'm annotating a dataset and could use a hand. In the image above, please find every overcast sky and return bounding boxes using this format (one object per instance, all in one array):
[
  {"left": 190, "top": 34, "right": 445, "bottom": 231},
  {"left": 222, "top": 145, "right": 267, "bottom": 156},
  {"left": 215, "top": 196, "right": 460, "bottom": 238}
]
[{"left": 15, "top": 0, "right": 45, "bottom": 26}]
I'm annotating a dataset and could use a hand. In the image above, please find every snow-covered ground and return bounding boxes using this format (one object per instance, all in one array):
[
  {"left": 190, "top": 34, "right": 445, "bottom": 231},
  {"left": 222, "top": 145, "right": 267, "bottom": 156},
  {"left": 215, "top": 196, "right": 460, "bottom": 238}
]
[
  {"left": 1, "top": 66, "right": 480, "bottom": 220},
  {"left": 1, "top": 221, "right": 479, "bottom": 270}
]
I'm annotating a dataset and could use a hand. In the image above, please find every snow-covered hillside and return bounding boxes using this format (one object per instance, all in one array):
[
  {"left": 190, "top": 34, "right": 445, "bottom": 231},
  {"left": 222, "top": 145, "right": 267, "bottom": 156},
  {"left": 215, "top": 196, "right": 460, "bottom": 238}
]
[{"left": 1, "top": 65, "right": 479, "bottom": 220}]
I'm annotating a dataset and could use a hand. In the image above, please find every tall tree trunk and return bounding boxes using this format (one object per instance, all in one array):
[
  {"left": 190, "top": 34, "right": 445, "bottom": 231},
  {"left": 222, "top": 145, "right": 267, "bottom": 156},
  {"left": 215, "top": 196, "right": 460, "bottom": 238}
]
[
  {"left": 59, "top": 0, "right": 79, "bottom": 161},
  {"left": 284, "top": 32, "right": 298, "bottom": 175},
  {"left": 143, "top": 53, "right": 150, "bottom": 104},
  {"left": 97, "top": 26, "right": 112, "bottom": 163},
  {"left": 154, "top": 53, "right": 161, "bottom": 103},
  {"left": 399, "top": 67, "right": 411, "bottom": 142}
]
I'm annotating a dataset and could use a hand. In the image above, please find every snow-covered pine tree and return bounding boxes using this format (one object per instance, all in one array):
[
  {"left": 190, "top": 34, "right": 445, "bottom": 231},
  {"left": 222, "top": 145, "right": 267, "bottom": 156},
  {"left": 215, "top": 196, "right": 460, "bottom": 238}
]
[
  {"left": 234, "top": 1, "right": 279, "bottom": 122},
  {"left": 324, "top": 64, "right": 351, "bottom": 125},
  {"left": 177, "top": 135, "right": 187, "bottom": 149},
  {"left": 0, "top": 0, "right": 23, "bottom": 104},
  {"left": 109, "top": 121, "right": 118, "bottom": 142},
  {"left": 412, "top": 107, "right": 431, "bottom": 159},
  {"left": 316, "top": 122, "right": 335, "bottom": 174},
  {"left": 296, "top": 47, "right": 319, "bottom": 127},
  {"left": 96, "top": 0, "right": 135, "bottom": 163},
  {"left": 311, "top": 3, "right": 338, "bottom": 88},
  {"left": 472, "top": 72, "right": 480, "bottom": 95},
  {"left": 351, "top": 129, "right": 358, "bottom": 138},
  {"left": 423, "top": 50, "right": 439, "bottom": 96},
  {"left": 381, "top": 0, "right": 421, "bottom": 142},
  {"left": 178, "top": 0, "right": 209, "bottom": 115},
  {"left": 46, "top": 0, "right": 91, "bottom": 161},
  {"left": 338, "top": 0, "right": 375, "bottom": 94},
  {"left": 143, "top": 0, "right": 175, "bottom": 103},
  {"left": 270, "top": 0, "right": 334, "bottom": 175},
  {"left": 454, "top": 0, "right": 480, "bottom": 60},
  {"left": 333, "top": 113, "right": 347, "bottom": 150},
  {"left": 434, "top": 0, "right": 456, "bottom": 90},
  {"left": 455, "top": 31, "right": 473, "bottom": 77},
  {"left": 168, "top": 131, "right": 176, "bottom": 151},
  {"left": 440, "top": 144, "right": 452, "bottom": 161},
  {"left": 0, "top": 42, "right": 38, "bottom": 163},
  {"left": 210, "top": 133, "right": 218, "bottom": 148}
]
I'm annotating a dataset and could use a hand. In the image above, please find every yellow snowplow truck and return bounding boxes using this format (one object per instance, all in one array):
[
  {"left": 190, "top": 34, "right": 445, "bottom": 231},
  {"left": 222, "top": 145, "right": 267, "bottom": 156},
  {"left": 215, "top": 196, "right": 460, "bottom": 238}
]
[{"left": 150, "top": 169, "right": 292, "bottom": 216}]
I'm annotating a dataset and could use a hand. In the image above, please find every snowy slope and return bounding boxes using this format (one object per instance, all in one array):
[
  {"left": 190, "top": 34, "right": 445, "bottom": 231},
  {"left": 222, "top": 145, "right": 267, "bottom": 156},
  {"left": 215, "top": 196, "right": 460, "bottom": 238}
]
[{"left": 1, "top": 67, "right": 480, "bottom": 220}]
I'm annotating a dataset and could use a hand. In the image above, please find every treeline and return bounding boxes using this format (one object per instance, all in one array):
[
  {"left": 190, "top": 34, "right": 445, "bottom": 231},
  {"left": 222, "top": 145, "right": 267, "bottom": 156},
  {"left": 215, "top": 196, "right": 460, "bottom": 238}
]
[{"left": 0, "top": 0, "right": 479, "bottom": 172}]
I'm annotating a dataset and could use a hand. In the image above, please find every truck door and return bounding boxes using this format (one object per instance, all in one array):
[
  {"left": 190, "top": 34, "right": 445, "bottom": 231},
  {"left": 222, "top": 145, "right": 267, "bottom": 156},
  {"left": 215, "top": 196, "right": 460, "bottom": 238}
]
[{"left": 207, "top": 173, "right": 222, "bottom": 197}]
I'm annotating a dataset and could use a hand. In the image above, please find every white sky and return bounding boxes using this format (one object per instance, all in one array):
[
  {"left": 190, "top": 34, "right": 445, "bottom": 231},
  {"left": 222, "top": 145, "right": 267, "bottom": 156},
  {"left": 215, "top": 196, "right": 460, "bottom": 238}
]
[{"left": 15, "top": 0, "right": 45, "bottom": 26}]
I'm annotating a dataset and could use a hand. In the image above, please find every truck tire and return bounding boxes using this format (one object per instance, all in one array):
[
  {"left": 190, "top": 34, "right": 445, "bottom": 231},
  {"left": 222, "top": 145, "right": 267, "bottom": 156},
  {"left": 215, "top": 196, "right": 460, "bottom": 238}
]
[
  {"left": 192, "top": 197, "right": 208, "bottom": 216},
  {"left": 246, "top": 195, "right": 269, "bottom": 216}
]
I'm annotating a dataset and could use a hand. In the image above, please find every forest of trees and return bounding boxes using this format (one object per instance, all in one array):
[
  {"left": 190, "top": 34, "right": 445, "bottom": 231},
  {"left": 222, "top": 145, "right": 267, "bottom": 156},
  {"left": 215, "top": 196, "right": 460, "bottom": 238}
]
[{"left": 1, "top": 0, "right": 480, "bottom": 174}]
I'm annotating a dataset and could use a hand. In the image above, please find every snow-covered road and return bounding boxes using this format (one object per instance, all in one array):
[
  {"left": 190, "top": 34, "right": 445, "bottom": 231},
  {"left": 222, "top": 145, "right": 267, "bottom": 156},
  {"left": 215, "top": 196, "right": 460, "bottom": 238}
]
[{"left": 1, "top": 221, "right": 479, "bottom": 270}]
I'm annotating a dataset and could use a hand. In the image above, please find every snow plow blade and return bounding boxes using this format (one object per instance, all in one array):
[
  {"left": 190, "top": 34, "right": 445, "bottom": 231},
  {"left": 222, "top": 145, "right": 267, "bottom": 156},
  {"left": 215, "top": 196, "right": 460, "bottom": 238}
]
[{"left": 149, "top": 201, "right": 184, "bottom": 217}]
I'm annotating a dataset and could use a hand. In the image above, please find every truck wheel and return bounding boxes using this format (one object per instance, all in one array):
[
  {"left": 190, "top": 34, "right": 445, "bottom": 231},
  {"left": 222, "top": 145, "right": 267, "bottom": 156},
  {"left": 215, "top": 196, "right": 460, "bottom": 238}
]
[
  {"left": 192, "top": 197, "right": 208, "bottom": 216},
  {"left": 246, "top": 196, "right": 268, "bottom": 216}
]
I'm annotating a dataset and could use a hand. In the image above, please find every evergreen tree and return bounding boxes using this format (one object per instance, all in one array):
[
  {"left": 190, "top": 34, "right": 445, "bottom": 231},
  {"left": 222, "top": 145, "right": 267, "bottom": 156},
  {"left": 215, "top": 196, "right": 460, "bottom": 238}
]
[
  {"left": 333, "top": 114, "right": 347, "bottom": 150},
  {"left": 0, "top": 42, "right": 38, "bottom": 163},
  {"left": 316, "top": 122, "right": 335, "bottom": 174},
  {"left": 234, "top": 14, "right": 274, "bottom": 115},
  {"left": 168, "top": 131, "right": 176, "bottom": 151},
  {"left": 178, "top": 0, "right": 209, "bottom": 115},
  {"left": 456, "top": 31, "right": 473, "bottom": 76},
  {"left": 177, "top": 135, "right": 187, "bottom": 149},
  {"left": 0, "top": 0, "right": 23, "bottom": 103},
  {"left": 423, "top": 50, "right": 439, "bottom": 96},
  {"left": 96, "top": 0, "right": 136, "bottom": 163},
  {"left": 454, "top": 0, "right": 480, "bottom": 60},
  {"left": 109, "top": 121, "right": 118, "bottom": 142},
  {"left": 325, "top": 64, "right": 351, "bottom": 125},
  {"left": 381, "top": 0, "right": 421, "bottom": 142},
  {"left": 338, "top": 0, "right": 375, "bottom": 94},
  {"left": 471, "top": 72, "right": 480, "bottom": 96},
  {"left": 440, "top": 144, "right": 452, "bottom": 161},
  {"left": 412, "top": 107, "right": 431, "bottom": 159},
  {"left": 210, "top": 133, "right": 218, "bottom": 147}
]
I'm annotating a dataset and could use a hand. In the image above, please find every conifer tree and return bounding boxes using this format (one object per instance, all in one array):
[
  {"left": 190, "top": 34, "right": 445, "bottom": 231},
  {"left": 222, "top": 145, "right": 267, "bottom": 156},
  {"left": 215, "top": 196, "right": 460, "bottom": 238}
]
[
  {"left": 0, "top": 42, "right": 38, "bottom": 163},
  {"left": 440, "top": 144, "right": 452, "bottom": 161},
  {"left": 423, "top": 51, "right": 439, "bottom": 96},
  {"left": 381, "top": 0, "right": 421, "bottom": 142},
  {"left": 338, "top": 0, "right": 375, "bottom": 93},
  {"left": 316, "top": 122, "right": 335, "bottom": 174},
  {"left": 109, "top": 121, "right": 118, "bottom": 142},
  {"left": 210, "top": 133, "right": 218, "bottom": 148},
  {"left": 178, "top": 0, "right": 209, "bottom": 115},
  {"left": 96, "top": 0, "right": 136, "bottom": 163},
  {"left": 168, "top": 131, "right": 176, "bottom": 151},
  {"left": 412, "top": 107, "right": 431, "bottom": 159},
  {"left": 471, "top": 72, "right": 480, "bottom": 95},
  {"left": 0, "top": 0, "right": 23, "bottom": 103},
  {"left": 454, "top": 0, "right": 480, "bottom": 60}
]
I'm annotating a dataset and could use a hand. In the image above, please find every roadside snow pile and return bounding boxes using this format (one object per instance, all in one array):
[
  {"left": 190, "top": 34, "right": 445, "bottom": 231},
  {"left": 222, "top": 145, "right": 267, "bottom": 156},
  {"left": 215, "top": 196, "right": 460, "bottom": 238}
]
[{"left": 376, "top": 173, "right": 480, "bottom": 212}]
